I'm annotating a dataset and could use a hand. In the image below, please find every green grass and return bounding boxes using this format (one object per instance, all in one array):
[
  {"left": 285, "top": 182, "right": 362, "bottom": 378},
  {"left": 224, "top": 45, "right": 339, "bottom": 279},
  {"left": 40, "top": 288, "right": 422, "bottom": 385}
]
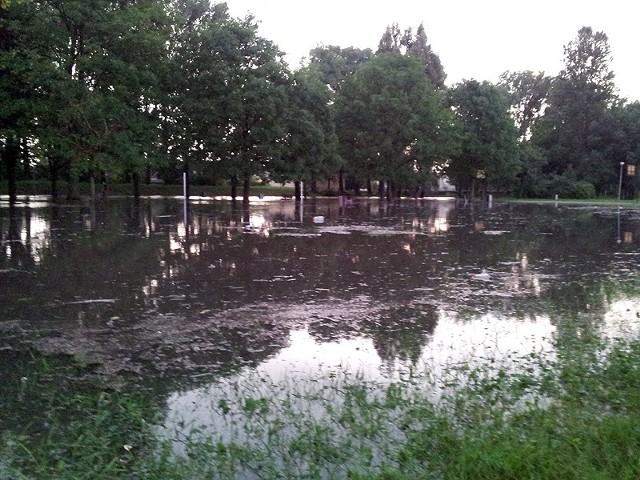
[
  {"left": 2, "top": 330, "right": 640, "bottom": 479},
  {"left": 503, "top": 196, "right": 640, "bottom": 207}
]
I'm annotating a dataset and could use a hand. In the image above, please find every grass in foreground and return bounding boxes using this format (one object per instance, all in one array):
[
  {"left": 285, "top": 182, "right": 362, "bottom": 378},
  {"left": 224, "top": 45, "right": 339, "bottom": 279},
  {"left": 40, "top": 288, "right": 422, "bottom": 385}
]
[{"left": 2, "top": 331, "right": 640, "bottom": 479}]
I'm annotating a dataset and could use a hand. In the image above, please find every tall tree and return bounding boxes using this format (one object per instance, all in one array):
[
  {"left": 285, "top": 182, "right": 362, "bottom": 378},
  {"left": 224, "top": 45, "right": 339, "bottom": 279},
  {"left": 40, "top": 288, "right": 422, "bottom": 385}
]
[
  {"left": 586, "top": 102, "right": 640, "bottom": 197},
  {"left": 447, "top": 80, "right": 518, "bottom": 198},
  {"left": 0, "top": 0, "right": 35, "bottom": 203},
  {"left": 534, "top": 26, "right": 618, "bottom": 191},
  {"left": 376, "top": 23, "right": 410, "bottom": 54},
  {"left": 307, "top": 45, "right": 372, "bottom": 93},
  {"left": 499, "top": 70, "right": 551, "bottom": 141},
  {"left": 406, "top": 23, "right": 446, "bottom": 90},
  {"left": 219, "top": 19, "right": 290, "bottom": 203},
  {"left": 2, "top": 0, "right": 170, "bottom": 200},
  {"left": 162, "top": 1, "right": 238, "bottom": 194},
  {"left": 274, "top": 66, "right": 339, "bottom": 198},
  {"left": 335, "top": 53, "right": 455, "bottom": 198}
]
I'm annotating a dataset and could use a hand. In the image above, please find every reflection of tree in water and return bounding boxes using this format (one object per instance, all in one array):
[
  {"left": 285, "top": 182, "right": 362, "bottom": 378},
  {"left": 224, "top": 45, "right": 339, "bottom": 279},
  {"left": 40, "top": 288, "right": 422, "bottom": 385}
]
[
  {"left": 5, "top": 198, "right": 640, "bottom": 395},
  {"left": 307, "top": 313, "right": 366, "bottom": 343},
  {"left": 366, "top": 304, "right": 438, "bottom": 368},
  {"left": 1, "top": 206, "right": 37, "bottom": 270},
  {"left": 305, "top": 302, "right": 439, "bottom": 372}
]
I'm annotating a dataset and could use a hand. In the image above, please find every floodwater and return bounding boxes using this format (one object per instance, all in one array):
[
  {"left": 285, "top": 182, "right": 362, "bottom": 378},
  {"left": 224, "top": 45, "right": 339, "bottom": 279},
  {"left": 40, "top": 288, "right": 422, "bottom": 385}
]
[{"left": 2, "top": 195, "right": 640, "bottom": 436}]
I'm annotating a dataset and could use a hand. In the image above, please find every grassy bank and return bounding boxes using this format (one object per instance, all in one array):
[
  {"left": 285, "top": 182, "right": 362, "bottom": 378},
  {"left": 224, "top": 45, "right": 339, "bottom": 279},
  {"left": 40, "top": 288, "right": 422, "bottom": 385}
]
[
  {"left": 504, "top": 197, "right": 640, "bottom": 207},
  {"left": 2, "top": 328, "right": 640, "bottom": 479}
]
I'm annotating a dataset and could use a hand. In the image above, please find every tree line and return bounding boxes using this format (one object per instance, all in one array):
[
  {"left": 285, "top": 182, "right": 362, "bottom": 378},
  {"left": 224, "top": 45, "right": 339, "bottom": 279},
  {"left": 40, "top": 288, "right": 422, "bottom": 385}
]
[{"left": 2, "top": 1, "right": 640, "bottom": 203}]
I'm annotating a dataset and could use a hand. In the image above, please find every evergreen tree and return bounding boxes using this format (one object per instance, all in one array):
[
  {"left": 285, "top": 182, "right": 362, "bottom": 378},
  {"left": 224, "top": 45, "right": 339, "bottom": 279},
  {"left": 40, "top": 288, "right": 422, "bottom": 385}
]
[
  {"left": 534, "top": 26, "right": 618, "bottom": 193},
  {"left": 407, "top": 23, "right": 446, "bottom": 90},
  {"left": 376, "top": 23, "right": 411, "bottom": 54}
]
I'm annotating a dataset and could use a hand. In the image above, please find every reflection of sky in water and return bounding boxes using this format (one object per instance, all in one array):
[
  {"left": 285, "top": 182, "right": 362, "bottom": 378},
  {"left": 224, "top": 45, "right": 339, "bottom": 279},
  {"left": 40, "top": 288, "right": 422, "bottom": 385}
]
[
  {"left": 602, "top": 298, "right": 640, "bottom": 338},
  {"left": 255, "top": 310, "right": 555, "bottom": 382},
  {"left": 4, "top": 197, "right": 640, "bottom": 450},
  {"left": 161, "top": 310, "right": 557, "bottom": 444}
]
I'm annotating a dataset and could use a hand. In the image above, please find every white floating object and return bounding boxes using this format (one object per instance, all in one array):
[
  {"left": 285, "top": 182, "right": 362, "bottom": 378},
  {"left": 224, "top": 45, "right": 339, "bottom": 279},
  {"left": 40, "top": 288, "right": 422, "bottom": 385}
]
[
  {"left": 313, "top": 216, "right": 325, "bottom": 224},
  {"left": 473, "top": 269, "right": 491, "bottom": 281}
]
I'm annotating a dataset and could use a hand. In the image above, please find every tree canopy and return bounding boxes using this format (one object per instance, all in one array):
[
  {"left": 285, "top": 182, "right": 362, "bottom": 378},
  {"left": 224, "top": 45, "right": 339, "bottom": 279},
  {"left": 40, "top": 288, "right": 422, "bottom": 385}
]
[
  {"left": 447, "top": 80, "right": 518, "bottom": 197},
  {"left": 335, "top": 53, "right": 455, "bottom": 197},
  {"left": 1, "top": 9, "right": 639, "bottom": 201}
]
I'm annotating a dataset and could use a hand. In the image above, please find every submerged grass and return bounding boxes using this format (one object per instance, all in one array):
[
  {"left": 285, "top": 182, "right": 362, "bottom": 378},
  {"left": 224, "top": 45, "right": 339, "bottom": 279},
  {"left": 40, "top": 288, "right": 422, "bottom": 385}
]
[{"left": 2, "top": 331, "right": 640, "bottom": 479}]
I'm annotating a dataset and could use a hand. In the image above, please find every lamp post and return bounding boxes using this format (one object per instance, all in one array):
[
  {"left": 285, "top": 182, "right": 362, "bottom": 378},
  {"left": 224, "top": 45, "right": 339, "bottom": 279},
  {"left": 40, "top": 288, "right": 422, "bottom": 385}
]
[{"left": 618, "top": 161, "right": 625, "bottom": 201}]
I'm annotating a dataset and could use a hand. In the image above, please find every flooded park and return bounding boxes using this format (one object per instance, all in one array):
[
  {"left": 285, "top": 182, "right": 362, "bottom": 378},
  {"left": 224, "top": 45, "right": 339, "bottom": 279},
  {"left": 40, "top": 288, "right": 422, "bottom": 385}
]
[{"left": 2, "top": 195, "right": 640, "bottom": 478}]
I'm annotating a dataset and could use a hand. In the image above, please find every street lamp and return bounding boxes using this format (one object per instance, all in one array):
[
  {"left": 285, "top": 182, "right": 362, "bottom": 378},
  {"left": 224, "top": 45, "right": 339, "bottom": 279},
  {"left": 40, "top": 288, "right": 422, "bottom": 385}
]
[{"left": 618, "top": 161, "right": 625, "bottom": 201}]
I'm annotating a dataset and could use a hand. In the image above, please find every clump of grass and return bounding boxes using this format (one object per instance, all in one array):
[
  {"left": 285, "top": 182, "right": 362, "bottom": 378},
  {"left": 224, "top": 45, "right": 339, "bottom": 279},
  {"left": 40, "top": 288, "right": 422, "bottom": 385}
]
[
  {"left": 3, "top": 333, "right": 640, "bottom": 479},
  {"left": 2, "top": 391, "right": 152, "bottom": 479},
  {"left": 0, "top": 352, "right": 156, "bottom": 480}
]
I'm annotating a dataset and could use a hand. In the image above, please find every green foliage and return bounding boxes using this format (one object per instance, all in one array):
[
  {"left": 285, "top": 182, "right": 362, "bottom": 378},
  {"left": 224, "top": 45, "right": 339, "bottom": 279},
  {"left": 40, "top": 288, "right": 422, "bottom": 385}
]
[
  {"left": 4, "top": 7, "right": 640, "bottom": 204},
  {"left": 499, "top": 70, "right": 551, "bottom": 140},
  {"left": 270, "top": 65, "right": 339, "bottom": 189},
  {"left": 0, "top": 353, "right": 157, "bottom": 480},
  {"left": 533, "top": 174, "right": 597, "bottom": 199},
  {"left": 307, "top": 45, "right": 373, "bottom": 93},
  {"left": 534, "top": 27, "right": 619, "bottom": 195},
  {"left": 166, "top": 5, "right": 290, "bottom": 200},
  {"left": 335, "top": 53, "right": 456, "bottom": 197},
  {"left": 1, "top": 0, "right": 172, "bottom": 200},
  {"left": 406, "top": 23, "right": 447, "bottom": 90},
  {"left": 447, "top": 79, "right": 519, "bottom": 196},
  {"left": 376, "top": 22, "right": 446, "bottom": 90}
]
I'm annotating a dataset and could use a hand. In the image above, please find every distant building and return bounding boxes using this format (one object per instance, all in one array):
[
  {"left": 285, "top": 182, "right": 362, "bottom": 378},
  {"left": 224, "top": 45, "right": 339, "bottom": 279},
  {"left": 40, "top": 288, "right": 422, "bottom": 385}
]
[{"left": 437, "top": 175, "right": 456, "bottom": 193}]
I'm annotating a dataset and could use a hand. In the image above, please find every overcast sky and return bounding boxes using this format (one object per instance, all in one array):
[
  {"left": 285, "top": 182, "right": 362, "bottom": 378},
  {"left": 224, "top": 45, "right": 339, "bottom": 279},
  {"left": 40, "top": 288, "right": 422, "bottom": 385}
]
[{"left": 225, "top": 0, "right": 640, "bottom": 102}]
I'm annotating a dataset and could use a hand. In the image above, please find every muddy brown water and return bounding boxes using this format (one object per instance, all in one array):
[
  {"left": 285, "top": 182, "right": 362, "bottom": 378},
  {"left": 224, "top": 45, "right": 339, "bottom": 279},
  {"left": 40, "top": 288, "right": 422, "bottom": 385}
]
[{"left": 2, "top": 196, "right": 640, "bottom": 434}]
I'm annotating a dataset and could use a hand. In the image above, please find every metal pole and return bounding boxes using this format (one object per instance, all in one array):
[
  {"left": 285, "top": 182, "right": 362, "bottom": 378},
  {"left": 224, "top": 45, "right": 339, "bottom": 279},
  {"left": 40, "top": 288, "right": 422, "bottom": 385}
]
[
  {"left": 183, "top": 172, "right": 188, "bottom": 227},
  {"left": 618, "top": 162, "right": 625, "bottom": 201}
]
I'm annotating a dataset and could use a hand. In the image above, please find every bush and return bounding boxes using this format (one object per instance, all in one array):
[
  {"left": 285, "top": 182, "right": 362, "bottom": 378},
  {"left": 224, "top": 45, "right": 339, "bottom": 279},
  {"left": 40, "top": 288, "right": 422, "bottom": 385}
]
[{"left": 531, "top": 174, "right": 597, "bottom": 199}]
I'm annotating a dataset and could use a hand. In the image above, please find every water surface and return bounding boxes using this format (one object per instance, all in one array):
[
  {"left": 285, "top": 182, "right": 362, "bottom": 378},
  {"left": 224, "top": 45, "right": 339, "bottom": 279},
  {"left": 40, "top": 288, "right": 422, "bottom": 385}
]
[{"left": 2, "top": 196, "right": 640, "bottom": 432}]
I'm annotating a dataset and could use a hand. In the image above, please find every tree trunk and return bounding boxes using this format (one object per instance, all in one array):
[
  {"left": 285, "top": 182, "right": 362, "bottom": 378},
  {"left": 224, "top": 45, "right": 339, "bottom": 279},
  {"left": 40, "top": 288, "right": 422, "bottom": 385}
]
[
  {"left": 21, "top": 137, "right": 30, "bottom": 180},
  {"left": 230, "top": 175, "right": 238, "bottom": 200},
  {"left": 367, "top": 178, "right": 373, "bottom": 197},
  {"left": 310, "top": 180, "right": 318, "bottom": 194},
  {"left": 242, "top": 174, "right": 250, "bottom": 205},
  {"left": 338, "top": 168, "right": 345, "bottom": 194},
  {"left": 352, "top": 179, "right": 361, "bottom": 196},
  {"left": 66, "top": 170, "right": 79, "bottom": 201},
  {"left": 49, "top": 156, "right": 59, "bottom": 201},
  {"left": 386, "top": 180, "right": 396, "bottom": 201},
  {"left": 4, "top": 135, "right": 19, "bottom": 204},
  {"left": 294, "top": 180, "right": 302, "bottom": 200},
  {"left": 132, "top": 171, "right": 140, "bottom": 198}
]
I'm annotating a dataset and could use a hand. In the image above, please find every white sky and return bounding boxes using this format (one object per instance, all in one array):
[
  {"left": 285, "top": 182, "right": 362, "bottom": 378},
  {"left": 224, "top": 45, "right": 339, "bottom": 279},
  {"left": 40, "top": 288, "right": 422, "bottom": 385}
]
[{"left": 225, "top": 0, "right": 640, "bottom": 102}]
